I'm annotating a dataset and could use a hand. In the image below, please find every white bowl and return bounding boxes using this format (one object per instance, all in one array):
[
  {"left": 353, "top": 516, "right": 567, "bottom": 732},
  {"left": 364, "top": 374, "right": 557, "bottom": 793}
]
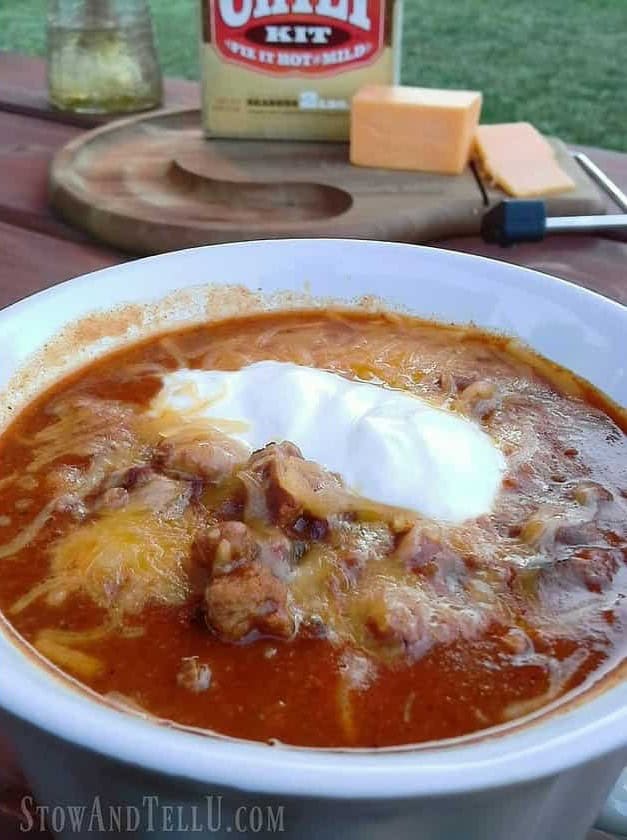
[{"left": 0, "top": 240, "right": 626, "bottom": 840}]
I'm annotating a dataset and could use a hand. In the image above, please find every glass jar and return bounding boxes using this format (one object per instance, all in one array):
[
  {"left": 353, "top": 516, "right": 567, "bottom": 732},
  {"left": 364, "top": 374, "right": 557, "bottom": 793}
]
[{"left": 47, "top": 0, "right": 163, "bottom": 114}]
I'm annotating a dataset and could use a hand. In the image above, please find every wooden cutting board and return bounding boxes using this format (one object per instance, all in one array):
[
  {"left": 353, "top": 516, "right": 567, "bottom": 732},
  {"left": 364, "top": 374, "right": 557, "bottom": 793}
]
[{"left": 50, "top": 108, "right": 606, "bottom": 255}]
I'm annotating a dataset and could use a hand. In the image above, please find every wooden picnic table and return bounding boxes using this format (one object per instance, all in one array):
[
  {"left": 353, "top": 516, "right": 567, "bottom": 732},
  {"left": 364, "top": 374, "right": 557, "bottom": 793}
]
[{"left": 0, "top": 50, "right": 626, "bottom": 840}]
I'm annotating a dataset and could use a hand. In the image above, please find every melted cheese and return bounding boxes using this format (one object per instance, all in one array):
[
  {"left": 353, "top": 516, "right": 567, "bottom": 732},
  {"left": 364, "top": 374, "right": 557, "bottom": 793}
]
[{"left": 27, "top": 507, "right": 196, "bottom": 617}]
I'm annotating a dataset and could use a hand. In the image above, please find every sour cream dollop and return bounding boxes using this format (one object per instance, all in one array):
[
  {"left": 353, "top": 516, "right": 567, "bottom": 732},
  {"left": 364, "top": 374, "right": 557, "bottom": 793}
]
[{"left": 150, "top": 361, "right": 505, "bottom": 522}]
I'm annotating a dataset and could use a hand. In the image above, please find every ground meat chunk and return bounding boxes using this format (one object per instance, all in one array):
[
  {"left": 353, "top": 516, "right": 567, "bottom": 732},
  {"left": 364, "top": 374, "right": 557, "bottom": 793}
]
[
  {"left": 255, "top": 528, "right": 293, "bottom": 580},
  {"left": 92, "top": 468, "right": 193, "bottom": 518},
  {"left": 394, "top": 527, "right": 443, "bottom": 569},
  {"left": 196, "top": 520, "right": 295, "bottom": 641},
  {"left": 90, "top": 464, "right": 152, "bottom": 506},
  {"left": 196, "top": 521, "right": 257, "bottom": 575},
  {"left": 239, "top": 441, "right": 319, "bottom": 525},
  {"left": 361, "top": 581, "right": 490, "bottom": 659},
  {"left": 157, "top": 433, "right": 247, "bottom": 483},
  {"left": 195, "top": 520, "right": 292, "bottom": 579},
  {"left": 332, "top": 521, "right": 394, "bottom": 574},
  {"left": 238, "top": 441, "right": 411, "bottom": 532},
  {"left": 130, "top": 474, "right": 192, "bottom": 517},
  {"left": 393, "top": 526, "right": 467, "bottom": 594},
  {"left": 205, "top": 563, "right": 294, "bottom": 641},
  {"left": 360, "top": 586, "right": 431, "bottom": 658},
  {"left": 176, "top": 657, "right": 212, "bottom": 693}
]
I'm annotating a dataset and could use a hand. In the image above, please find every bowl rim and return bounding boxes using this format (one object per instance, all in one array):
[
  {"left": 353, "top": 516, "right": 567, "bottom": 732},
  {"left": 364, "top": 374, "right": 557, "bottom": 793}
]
[{"left": 0, "top": 238, "right": 626, "bottom": 799}]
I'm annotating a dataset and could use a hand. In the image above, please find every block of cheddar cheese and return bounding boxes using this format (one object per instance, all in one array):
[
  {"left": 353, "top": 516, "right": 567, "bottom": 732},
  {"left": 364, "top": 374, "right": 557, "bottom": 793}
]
[
  {"left": 473, "top": 123, "right": 575, "bottom": 197},
  {"left": 350, "top": 85, "right": 482, "bottom": 174}
]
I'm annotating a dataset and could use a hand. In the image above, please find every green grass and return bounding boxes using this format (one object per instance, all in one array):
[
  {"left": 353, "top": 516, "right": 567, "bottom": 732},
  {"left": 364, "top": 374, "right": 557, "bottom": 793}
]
[{"left": 2, "top": 0, "right": 625, "bottom": 149}]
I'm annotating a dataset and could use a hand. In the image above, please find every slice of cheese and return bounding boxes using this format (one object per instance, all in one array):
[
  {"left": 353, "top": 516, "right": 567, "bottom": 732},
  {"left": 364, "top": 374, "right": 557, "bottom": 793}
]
[
  {"left": 350, "top": 85, "right": 482, "bottom": 175},
  {"left": 473, "top": 123, "right": 575, "bottom": 197}
]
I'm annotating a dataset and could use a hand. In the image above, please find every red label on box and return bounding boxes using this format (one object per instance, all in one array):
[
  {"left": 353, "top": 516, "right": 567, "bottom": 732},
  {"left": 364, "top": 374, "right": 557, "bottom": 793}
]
[{"left": 209, "top": 0, "right": 386, "bottom": 76}]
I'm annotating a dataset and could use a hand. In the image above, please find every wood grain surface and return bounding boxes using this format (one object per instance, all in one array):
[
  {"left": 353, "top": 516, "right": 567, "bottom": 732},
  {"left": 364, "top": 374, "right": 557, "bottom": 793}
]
[{"left": 49, "top": 108, "right": 608, "bottom": 254}]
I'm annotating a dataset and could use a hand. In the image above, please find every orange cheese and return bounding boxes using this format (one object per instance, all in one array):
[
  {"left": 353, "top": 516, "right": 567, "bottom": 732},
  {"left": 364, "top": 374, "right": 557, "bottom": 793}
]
[
  {"left": 473, "top": 123, "right": 575, "bottom": 197},
  {"left": 350, "top": 85, "right": 482, "bottom": 174}
]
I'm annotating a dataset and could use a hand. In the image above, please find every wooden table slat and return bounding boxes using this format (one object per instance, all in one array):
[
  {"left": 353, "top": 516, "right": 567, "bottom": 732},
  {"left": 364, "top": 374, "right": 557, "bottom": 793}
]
[
  {"left": 434, "top": 235, "right": 627, "bottom": 306},
  {"left": 0, "top": 220, "right": 122, "bottom": 309}
]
